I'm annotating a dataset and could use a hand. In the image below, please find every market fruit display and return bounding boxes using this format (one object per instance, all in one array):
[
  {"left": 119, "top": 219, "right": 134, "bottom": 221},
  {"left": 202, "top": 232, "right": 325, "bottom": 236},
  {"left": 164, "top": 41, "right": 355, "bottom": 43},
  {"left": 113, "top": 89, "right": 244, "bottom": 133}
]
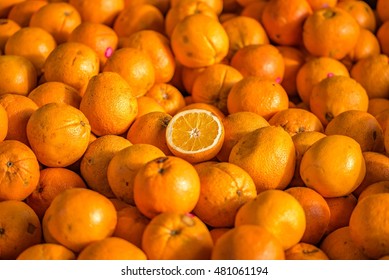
[{"left": 0, "top": 0, "right": 389, "bottom": 260}]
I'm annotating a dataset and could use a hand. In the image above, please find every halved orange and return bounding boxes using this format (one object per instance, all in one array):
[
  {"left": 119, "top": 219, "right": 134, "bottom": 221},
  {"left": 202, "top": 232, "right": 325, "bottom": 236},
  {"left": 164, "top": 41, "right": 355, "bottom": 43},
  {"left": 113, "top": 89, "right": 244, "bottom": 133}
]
[{"left": 165, "top": 108, "right": 224, "bottom": 163}]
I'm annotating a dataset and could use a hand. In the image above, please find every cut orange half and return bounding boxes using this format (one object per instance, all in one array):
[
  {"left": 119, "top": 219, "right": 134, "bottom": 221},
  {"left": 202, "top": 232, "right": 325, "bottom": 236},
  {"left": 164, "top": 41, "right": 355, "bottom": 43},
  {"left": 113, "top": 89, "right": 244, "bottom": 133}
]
[{"left": 166, "top": 109, "right": 225, "bottom": 163}]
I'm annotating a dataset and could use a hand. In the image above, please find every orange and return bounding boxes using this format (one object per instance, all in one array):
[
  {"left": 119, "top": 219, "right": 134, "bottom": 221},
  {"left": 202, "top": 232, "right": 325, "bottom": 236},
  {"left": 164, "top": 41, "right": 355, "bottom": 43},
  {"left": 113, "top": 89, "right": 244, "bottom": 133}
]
[
  {"left": 209, "top": 227, "right": 230, "bottom": 245},
  {"left": 5, "top": 27, "right": 57, "bottom": 75},
  {"left": 309, "top": 75, "right": 369, "bottom": 126},
  {"left": 42, "top": 188, "right": 117, "bottom": 252},
  {"left": 79, "top": 72, "right": 138, "bottom": 136},
  {"left": 181, "top": 65, "right": 206, "bottom": 94},
  {"left": 324, "top": 193, "right": 358, "bottom": 235},
  {"left": 285, "top": 186, "right": 330, "bottom": 245},
  {"left": 0, "top": 0, "right": 25, "bottom": 18},
  {"left": 0, "top": 104, "right": 7, "bottom": 142},
  {"left": 145, "top": 83, "right": 185, "bottom": 116},
  {"left": 193, "top": 161, "right": 257, "bottom": 228},
  {"left": 262, "top": 0, "right": 312, "bottom": 46},
  {"left": 80, "top": 135, "right": 132, "bottom": 198},
  {"left": 358, "top": 181, "right": 389, "bottom": 202},
  {"left": 68, "top": 0, "right": 124, "bottom": 26},
  {"left": 212, "top": 224, "right": 285, "bottom": 260},
  {"left": 191, "top": 63, "right": 243, "bottom": 114},
  {"left": 376, "top": 109, "right": 389, "bottom": 137},
  {"left": 353, "top": 152, "right": 389, "bottom": 198},
  {"left": 124, "top": 0, "right": 170, "bottom": 14},
  {"left": 307, "top": 0, "right": 337, "bottom": 10},
  {"left": 16, "top": 243, "right": 76, "bottom": 260},
  {"left": 120, "top": 30, "right": 176, "bottom": 84},
  {"left": 165, "top": 108, "right": 225, "bottom": 163},
  {"left": 26, "top": 102, "right": 91, "bottom": 167},
  {"left": 0, "top": 140, "right": 40, "bottom": 201},
  {"left": 289, "top": 131, "right": 327, "bottom": 187},
  {"left": 0, "top": 200, "right": 41, "bottom": 260},
  {"left": 235, "top": 189, "right": 306, "bottom": 250},
  {"left": 325, "top": 110, "right": 384, "bottom": 153},
  {"left": 68, "top": 22, "right": 119, "bottom": 68},
  {"left": 141, "top": 212, "right": 213, "bottom": 260},
  {"left": 107, "top": 144, "right": 165, "bottom": 205},
  {"left": 77, "top": 237, "right": 147, "bottom": 260},
  {"left": 0, "top": 93, "right": 38, "bottom": 145},
  {"left": 136, "top": 95, "right": 165, "bottom": 118},
  {"left": 28, "top": 81, "right": 81, "bottom": 109},
  {"left": 103, "top": 47, "right": 155, "bottom": 98},
  {"left": 320, "top": 226, "right": 369, "bottom": 260},
  {"left": 350, "top": 54, "right": 389, "bottom": 99},
  {"left": 170, "top": 13, "right": 229, "bottom": 68},
  {"left": 216, "top": 111, "right": 270, "bottom": 162},
  {"left": 345, "top": 28, "right": 381, "bottom": 63},
  {"left": 126, "top": 111, "right": 172, "bottom": 155},
  {"left": 302, "top": 7, "right": 360, "bottom": 60},
  {"left": 0, "top": 54, "right": 37, "bottom": 96},
  {"left": 177, "top": 102, "right": 225, "bottom": 120},
  {"left": 229, "top": 126, "right": 296, "bottom": 193},
  {"left": 109, "top": 198, "right": 130, "bottom": 211},
  {"left": 240, "top": 1, "right": 268, "bottom": 24},
  {"left": 237, "top": 0, "right": 261, "bottom": 7},
  {"left": 367, "top": 98, "right": 389, "bottom": 117},
  {"left": 377, "top": 0, "right": 389, "bottom": 22},
  {"left": 133, "top": 156, "right": 200, "bottom": 218},
  {"left": 337, "top": 0, "right": 377, "bottom": 32},
  {"left": 227, "top": 77, "right": 289, "bottom": 120},
  {"left": 285, "top": 242, "right": 329, "bottom": 260},
  {"left": 276, "top": 46, "right": 306, "bottom": 97},
  {"left": 170, "top": 0, "right": 223, "bottom": 15},
  {"left": 300, "top": 135, "right": 366, "bottom": 197},
  {"left": 7, "top": 0, "right": 48, "bottom": 27},
  {"left": 349, "top": 193, "right": 389, "bottom": 259},
  {"left": 230, "top": 44, "right": 285, "bottom": 82},
  {"left": 0, "top": 18, "right": 20, "bottom": 52},
  {"left": 377, "top": 21, "right": 389, "bottom": 56},
  {"left": 43, "top": 42, "right": 100, "bottom": 95},
  {"left": 221, "top": 15, "right": 269, "bottom": 59},
  {"left": 296, "top": 56, "right": 350, "bottom": 105},
  {"left": 164, "top": 1, "right": 218, "bottom": 38},
  {"left": 29, "top": 2, "right": 82, "bottom": 44},
  {"left": 112, "top": 204, "right": 150, "bottom": 248},
  {"left": 25, "top": 167, "right": 87, "bottom": 220},
  {"left": 113, "top": 4, "right": 164, "bottom": 39},
  {"left": 268, "top": 108, "right": 324, "bottom": 137}
]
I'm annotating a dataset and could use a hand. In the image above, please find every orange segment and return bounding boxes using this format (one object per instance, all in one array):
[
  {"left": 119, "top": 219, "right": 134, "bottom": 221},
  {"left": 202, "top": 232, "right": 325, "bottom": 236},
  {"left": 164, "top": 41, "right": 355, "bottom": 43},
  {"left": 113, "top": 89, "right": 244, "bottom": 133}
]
[{"left": 166, "top": 108, "right": 224, "bottom": 163}]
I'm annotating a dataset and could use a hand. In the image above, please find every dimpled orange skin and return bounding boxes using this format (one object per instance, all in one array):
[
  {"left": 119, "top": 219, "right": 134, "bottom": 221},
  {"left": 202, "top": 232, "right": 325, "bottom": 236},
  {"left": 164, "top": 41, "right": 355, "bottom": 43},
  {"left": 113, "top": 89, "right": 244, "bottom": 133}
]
[
  {"left": 42, "top": 188, "right": 117, "bottom": 253},
  {"left": 300, "top": 135, "right": 366, "bottom": 198},
  {"left": 229, "top": 126, "right": 296, "bottom": 193},
  {"left": 133, "top": 156, "right": 201, "bottom": 219},
  {"left": 170, "top": 14, "right": 229, "bottom": 68}
]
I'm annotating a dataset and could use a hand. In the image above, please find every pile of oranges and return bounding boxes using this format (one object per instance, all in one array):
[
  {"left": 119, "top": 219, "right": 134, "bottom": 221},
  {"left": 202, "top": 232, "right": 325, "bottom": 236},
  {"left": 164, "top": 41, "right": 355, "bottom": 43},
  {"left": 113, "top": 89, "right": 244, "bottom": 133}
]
[{"left": 0, "top": 0, "right": 389, "bottom": 261}]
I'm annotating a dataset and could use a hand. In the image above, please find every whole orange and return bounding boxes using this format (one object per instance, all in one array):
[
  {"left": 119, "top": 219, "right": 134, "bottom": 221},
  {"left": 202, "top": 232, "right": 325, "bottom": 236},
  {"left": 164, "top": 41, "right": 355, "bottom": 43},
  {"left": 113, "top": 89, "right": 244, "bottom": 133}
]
[
  {"left": 229, "top": 126, "right": 296, "bottom": 193},
  {"left": 302, "top": 7, "right": 360, "bottom": 59},
  {"left": 26, "top": 103, "right": 91, "bottom": 168},
  {"left": 0, "top": 140, "right": 40, "bottom": 201},
  {"left": 0, "top": 200, "right": 41, "bottom": 260},
  {"left": 235, "top": 189, "right": 306, "bottom": 250},
  {"left": 133, "top": 156, "right": 200, "bottom": 219},
  {"left": 42, "top": 188, "right": 117, "bottom": 253},
  {"left": 300, "top": 135, "right": 366, "bottom": 197},
  {"left": 141, "top": 212, "right": 213, "bottom": 260}
]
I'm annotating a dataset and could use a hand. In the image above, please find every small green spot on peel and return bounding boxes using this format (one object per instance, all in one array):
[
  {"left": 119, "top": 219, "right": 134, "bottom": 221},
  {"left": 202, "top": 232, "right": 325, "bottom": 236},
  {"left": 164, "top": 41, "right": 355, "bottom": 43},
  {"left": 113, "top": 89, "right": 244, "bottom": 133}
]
[{"left": 323, "top": 9, "right": 336, "bottom": 19}]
